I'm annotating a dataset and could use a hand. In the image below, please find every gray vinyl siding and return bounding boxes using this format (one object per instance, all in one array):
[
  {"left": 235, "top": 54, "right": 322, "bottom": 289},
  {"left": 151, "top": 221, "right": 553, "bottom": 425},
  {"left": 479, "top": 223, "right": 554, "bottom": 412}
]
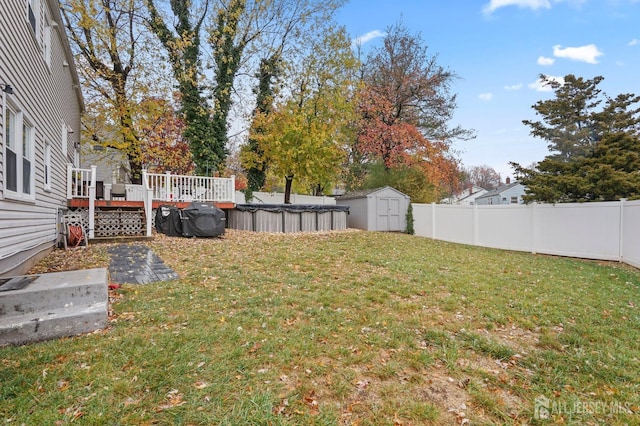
[
  {"left": 499, "top": 185, "right": 525, "bottom": 204},
  {"left": 0, "top": 0, "right": 83, "bottom": 276}
]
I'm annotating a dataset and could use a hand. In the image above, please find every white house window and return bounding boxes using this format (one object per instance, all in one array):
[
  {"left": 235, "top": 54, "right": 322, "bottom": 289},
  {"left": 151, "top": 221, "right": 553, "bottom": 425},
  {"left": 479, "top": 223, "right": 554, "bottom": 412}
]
[
  {"left": 3, "top": 103, "right": 35, "bottom": 200},
  {"left": 22, "top": 121, "right": 34, "bottom": 195},
  {"left": 5, "top": 107, "right": 17, "bottom": 192},
  {"left": 44, "top": 140, "right": 51, "bottom": 191},
  {"left": 28, "top": 0, "right": 39, "bottom": 37},
  {"left": 510, "top": 196, "right": 518, "bottom": 204}
]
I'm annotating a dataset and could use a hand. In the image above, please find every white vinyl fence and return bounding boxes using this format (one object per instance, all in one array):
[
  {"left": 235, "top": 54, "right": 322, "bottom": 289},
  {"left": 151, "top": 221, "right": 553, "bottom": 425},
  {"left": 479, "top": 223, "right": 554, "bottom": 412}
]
[
  {"left": 234, "top": 191, "right": 336, "bottom": 205},
  {"left": 412, "top": 200, "right": 640, "bottom": 269}
]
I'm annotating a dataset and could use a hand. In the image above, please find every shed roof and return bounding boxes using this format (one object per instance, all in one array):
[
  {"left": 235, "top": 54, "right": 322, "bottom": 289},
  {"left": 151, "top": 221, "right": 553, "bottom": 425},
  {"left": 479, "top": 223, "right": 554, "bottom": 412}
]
[{"left": 337, "top": 186, "right": 409, "bottom": 201}]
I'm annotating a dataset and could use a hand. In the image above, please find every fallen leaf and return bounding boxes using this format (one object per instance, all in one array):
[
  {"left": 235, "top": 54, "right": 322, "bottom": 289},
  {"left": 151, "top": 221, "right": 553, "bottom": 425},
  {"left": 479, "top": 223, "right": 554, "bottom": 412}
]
[
  {"left": 157, "top": 389, "right": 186, "bottom": 411},
  {"left": 303, "top": 390, "right": 320, "bottom": 415}
]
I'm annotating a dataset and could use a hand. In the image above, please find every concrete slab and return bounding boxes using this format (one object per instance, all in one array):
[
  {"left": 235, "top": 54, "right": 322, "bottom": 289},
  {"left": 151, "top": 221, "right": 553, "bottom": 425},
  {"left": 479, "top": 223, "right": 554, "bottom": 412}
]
[
  {"left": 0, "top": 302, "right": 107, "bottom": 346},
  {"left": 0, "top": 268, "right": 108, "bottom": 346}
]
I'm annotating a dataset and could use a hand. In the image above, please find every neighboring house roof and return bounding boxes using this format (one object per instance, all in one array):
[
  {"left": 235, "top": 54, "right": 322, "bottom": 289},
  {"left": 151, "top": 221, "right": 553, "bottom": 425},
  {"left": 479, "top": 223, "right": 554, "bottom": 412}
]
[
  {"left": 475, "top": 181, "right": 523, "bottom": 201},
  {"left": 457, "top": 188, "right": 488, "bottom": 203},
  {"left": 337, "top": 186, "right": 410, "bottom": 200},
  {"left": 442, "top": 185, "right": 488, "bottom": 204}
]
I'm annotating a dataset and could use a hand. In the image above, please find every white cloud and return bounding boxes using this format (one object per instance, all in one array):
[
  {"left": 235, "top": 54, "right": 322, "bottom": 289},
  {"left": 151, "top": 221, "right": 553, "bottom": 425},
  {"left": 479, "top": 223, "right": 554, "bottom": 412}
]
[
  {"left": 528, "top": 75, "right": 564, "bottom": 92},
  {"left": 629, "top": 38, "right": 639, "bottom": 46},
  {"left": 479, "top": 92, "right": 494, "bottom": 101},
  {"left": 504, "top": 83, "right": 523, "bottom": 91},
  {"left": 353, "top": 30, "right": 386, "bottom": 46},
  {"left": 537, "top": 56, "right": 555, "bottom": 66},
  {"left": 552, "top": 44, "right": 603, "bottom": 64},
  {"left": 483, "top": 0, "right": 551, "bottom": 14}
]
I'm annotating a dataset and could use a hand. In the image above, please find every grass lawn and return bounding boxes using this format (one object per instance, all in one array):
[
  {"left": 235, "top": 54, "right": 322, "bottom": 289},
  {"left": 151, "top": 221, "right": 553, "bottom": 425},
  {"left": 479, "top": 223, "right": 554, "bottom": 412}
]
[{"left": 2, "top": 230, "right": 639, "bottom": 425}]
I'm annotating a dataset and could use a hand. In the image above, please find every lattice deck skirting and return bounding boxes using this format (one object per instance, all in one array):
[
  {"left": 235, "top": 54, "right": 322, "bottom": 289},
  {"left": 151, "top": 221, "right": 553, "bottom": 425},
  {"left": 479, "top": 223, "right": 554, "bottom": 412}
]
[
  {"left": 66, "top": 207, "right": 147, "bottom": 238},
  {"left": 66, "top": 208, "right": 90, "bottom": 231},
  {"left": 95, "top": 208, "right": 145, "bottom": 237}
]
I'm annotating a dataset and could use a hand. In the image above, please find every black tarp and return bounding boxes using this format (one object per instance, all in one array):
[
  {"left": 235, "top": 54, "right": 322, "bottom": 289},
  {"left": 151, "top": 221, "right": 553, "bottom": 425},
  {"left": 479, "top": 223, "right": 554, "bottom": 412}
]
[
  {"left": 180, "top": 202, "right": 226, "bottom": 237},
  {"left": 155, "top": 205, "right": 183, "bottom": 237}
]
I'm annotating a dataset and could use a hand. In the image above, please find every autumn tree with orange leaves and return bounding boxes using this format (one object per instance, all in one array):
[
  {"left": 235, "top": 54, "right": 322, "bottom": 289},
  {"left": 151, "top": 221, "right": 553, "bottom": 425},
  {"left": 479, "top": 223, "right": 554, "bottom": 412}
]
[
  {"left": 351, "top": 22, "right": 474, "bottom": 202},
  {"left": 136, "top": 98, "right": 195, "bottom": 175}
]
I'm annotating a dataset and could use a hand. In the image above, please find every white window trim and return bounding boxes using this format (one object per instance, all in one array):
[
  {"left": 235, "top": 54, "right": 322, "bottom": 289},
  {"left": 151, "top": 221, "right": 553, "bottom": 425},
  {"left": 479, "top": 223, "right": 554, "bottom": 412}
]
[
  {"left": 61, "top": 121, "right": 68, "bottom": 158},
  {"left": 3, "top": 103, "right": 16, "bottom": 198},
  {"left": 3, "top": 99, "right": 36, "bottom": 202},
  {"left": 43, "top": 13, "right": 52, "bottom": 69},
  {"left": 27, "top": 0, "right": 40, "bottom": 43}
]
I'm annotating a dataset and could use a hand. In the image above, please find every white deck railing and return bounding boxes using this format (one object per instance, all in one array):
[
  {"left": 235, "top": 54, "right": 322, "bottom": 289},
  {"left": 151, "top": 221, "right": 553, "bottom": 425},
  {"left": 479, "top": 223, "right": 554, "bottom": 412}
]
[
  {"left": 67, "top": 167, "right": 236, "bottom": 204},
  {"left": 67, "top": 165, "right": 95, "bottom": 199},
  {"left": 67, "top": 166, "right": 236, "bottom": 238},
  {"left": 144, "top": 172, "right": 235, "bottom": 203},
  {"left": 67, "top": 164, "right": 97, "bottom": 238}
]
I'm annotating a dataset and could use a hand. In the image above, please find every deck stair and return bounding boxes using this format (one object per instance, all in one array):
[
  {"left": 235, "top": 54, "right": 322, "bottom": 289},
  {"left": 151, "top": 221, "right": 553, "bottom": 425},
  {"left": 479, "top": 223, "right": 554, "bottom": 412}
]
[{"left": 0, "top": 269, "right": 108, "bottom": 346}]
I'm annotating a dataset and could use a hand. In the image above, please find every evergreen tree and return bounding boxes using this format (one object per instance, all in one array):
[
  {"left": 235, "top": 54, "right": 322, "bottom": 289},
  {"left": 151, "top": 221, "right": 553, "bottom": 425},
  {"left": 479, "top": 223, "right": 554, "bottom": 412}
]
[
  {"left": 512, "top": 75, "right": 640, "bottom": 202},
  {"left": 523, "top": 75, "right": 604, "bottom": 161},
  {"left": 405, "top": 203, "right": 415, "bottom": 235}
]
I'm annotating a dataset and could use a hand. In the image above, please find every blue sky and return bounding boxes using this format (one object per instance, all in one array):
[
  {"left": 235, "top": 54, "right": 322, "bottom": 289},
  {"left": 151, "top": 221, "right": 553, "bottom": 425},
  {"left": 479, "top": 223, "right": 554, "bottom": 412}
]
[{"left": 336, "top": 0, "right": 640, "bottom": 180}]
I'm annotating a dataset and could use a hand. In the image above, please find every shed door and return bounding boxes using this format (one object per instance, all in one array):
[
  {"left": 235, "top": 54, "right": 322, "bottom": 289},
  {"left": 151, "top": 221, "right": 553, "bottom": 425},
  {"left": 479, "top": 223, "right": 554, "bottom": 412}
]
[{"left": 377, "top": 197, "right": 401, "bottom": 231}]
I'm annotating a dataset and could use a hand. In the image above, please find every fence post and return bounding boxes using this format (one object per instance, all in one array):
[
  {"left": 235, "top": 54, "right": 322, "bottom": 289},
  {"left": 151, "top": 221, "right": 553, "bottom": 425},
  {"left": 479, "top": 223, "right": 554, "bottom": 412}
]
[
  {"left": 473, "top": 204, "right": 478, "bottom": 246},
  {"left": 431, "top": 202, "right": 436, "bottom": 238},
  {"left": 141, "top": 169, "right": 152, "bottom": 237},
  {"left": 531, "top": 202, "right": 538, "bottom": 254},
  {"left": 619, "top": 198, "right": 626, "bottom": 263},
  {"left": 231, "top": 175, "right": 236, "bottom": 203},
  {"left": 165, "top": 171, "right": 172, "bottom": 201}
]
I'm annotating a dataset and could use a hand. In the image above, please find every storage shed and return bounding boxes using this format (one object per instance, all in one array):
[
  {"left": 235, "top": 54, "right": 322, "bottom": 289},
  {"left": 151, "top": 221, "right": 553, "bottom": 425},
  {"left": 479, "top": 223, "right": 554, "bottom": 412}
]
[{"left": 337, "top": 186, "right": 410, "bottom": 231}]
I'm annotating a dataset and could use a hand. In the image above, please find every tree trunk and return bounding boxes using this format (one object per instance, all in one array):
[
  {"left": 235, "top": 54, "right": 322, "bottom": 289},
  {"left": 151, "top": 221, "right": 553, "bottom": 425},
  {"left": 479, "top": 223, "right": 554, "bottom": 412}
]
[
  {"left": 128, "top": 155, "right": 143, "bottom": 184},
  {"left": 284, "top": 175, "right": 294, "bottom": 204},
  {"left": 114, "top": 79, "right": 143, "bottom": 183}
]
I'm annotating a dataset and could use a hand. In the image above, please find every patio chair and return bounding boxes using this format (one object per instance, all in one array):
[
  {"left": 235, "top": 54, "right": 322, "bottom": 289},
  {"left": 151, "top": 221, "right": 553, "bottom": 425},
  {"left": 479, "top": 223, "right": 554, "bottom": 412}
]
[{"left": 111, "top": 183, "right": 127, "bottom": 200}]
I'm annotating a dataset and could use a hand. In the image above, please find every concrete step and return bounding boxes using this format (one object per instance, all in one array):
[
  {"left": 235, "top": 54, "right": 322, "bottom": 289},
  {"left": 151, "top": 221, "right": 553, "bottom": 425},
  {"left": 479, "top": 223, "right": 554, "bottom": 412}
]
[{"left": 0, "top": 268, "right": 108, "bottom": 346}]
